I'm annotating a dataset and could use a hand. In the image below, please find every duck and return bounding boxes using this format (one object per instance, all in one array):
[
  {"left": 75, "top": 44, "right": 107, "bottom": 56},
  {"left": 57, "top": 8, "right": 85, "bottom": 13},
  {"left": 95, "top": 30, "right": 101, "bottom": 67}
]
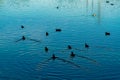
[
  {"left": 45, "top": 47, "right": 49, "bottom": 52},
  {"left": 110, "top": 3, "right": 114, "bottom": 6},
  {"left": 51, "top": 54, "right": 57, "bottom": 60},
  {"left": 85, "top": 43, "right": 89, "bottom": 48},
  {"left": 56, "top": 29, "right": 62, "bottom": 32},
  {"left": 105, "top": 32, "right": 110, "bottom": 36},
  {"left": 70, "top": 51, "right": 75, "bottom": 57},
  {"left": 22, "top": 36, "right": 26, "bottom": 40},
  {"left": 68, "top": 45, "right": 72, "bottom": 50},
  {"left": 21, "top": 25, "right": 24, "bottom": 29},
  {"left": 46, "top": 32, "right": 49, "bottom": 36}
]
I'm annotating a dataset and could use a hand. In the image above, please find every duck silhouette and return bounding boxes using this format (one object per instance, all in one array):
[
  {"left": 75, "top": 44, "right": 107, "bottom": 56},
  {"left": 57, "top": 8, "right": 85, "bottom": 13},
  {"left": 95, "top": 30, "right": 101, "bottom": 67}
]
[
  {"left": 66, "top": 45, "right": 85, "bottom": 52},
  {"left": 105, "top": 32, "right": 110, "bottom": 36},
  {"left": 15, "top": 36, "right": 41, "bottom": 42},
  {"left": 51, "top": 54, "right": 56, "bottom": 60},
  {"left": 85, "top": 43, "right": 89, "bottom": 48},
  {"left": 21, "top": 25, "right": 24, "bottom": 29},
  {"left": 45, "top": 47, "right": 49, "bottom": 52},
  {"left": 22, "top": 36, "right": 26, "bottom": 40},
  {"left": 46, "top": 32, "right": 49, "bottom": 36},
  {"left": 110, "top": 3, "right": 114, "bottom": 6},
  {"left": 70, "top": 51, "right": 75, "bottom": 57},
  {"left": 56, "top": 29, "right": 62, "bottom": 32},
  {"left": 70, "top": 51, "right": 98, "bottom": 64},
  {"left": 68, "top": 45, "right": 72, "bottom": 50},
  {"left": 37, "top": 54, "right": 87, "bottom": 70},
  {"left": 15, "top": 36, "right": 26, "bottom": 42},
  {"left": 56, "top": 6, "right": 59, "bottom": 9}
]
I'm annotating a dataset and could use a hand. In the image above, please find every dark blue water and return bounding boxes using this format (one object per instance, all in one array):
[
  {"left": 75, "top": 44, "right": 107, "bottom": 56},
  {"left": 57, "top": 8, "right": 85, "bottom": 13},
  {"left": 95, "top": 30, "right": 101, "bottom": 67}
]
[{"left": 0, "top": 0, "right": 120, "bottom": 80}]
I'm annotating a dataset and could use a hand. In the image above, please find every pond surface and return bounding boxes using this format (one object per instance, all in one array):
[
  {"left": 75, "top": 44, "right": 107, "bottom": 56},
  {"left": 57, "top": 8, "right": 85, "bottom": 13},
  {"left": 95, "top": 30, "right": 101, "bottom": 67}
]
[{"left": 0, "top": 0, "right": 120, "bottom": 80}]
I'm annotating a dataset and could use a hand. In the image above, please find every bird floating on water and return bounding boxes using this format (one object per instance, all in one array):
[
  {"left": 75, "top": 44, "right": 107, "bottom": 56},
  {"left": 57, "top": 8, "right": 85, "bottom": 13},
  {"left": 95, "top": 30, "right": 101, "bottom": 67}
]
[
  {"left": 37, "top": 54, "right": 86, "bottom": 69},
  {"left": 105, "top": 32, "right": 110, "bottom": 36},
  {"left": 56, "top": 29, "right": 62, "bottom": 32},
  {"left": 46, "top": 32, "right": 49, "bottom": 36},
  {"left": 106, "top": 1, "right": 109, "bottom": 3},
  {"left": 70, "top": 52, "right": 98, "bottom": 64},
  {"left": 85, "top": 43, "right": 89, "bottom": 48},
  {"left": 21, "top": 25, "right": 24, "bottom": 29},
  {"left": 68, "top": 45, "right": 72, "bottom": 50},
  {"left": 56, "top": 6, "right": 59, "bottom": 9},
  {"left": 70, "top": 51, "right": 75, "bottom": 57},
  {"left": 45, "top": 47, "right": 49, "bottom": 52},
  {"left": 15, "top": 36, "right": 41, "bottom": 42},
  {"left": 51, "top": 54, "right": 57, "bottom": 60},
  {"left": 110, "top": 3, "right": 114, "bottom": 6}
]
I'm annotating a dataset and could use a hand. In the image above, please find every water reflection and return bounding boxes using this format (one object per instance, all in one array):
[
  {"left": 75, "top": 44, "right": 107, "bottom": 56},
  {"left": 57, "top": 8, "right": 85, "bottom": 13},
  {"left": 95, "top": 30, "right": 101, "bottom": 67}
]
[
  {"left": 8, "top": 0, "right": 30, "bottom": 7},
  {"left": 56, "top": 0, "right": 81, "bottom": 7},
  {"left": 0, "top": 0, "right": 119, "bottom": 20},
  {"left": 0, "top": 0, "right": 4, "bottom": 7},
  {"left": 0, "top": 0, "right": 30, "bottom": 8},
  {"left": 98, "top": 0, "right": 101, "bottom": 23},
  {"left": 55, "top": 0, "right": 119, "bottom": 22}
]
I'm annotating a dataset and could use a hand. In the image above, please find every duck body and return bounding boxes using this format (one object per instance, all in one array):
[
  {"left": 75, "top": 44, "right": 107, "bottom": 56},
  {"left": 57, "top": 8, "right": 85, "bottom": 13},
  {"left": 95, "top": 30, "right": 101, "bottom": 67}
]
[
  {"left": 22, "top": 36, "right": 26, "bottom": 40},
  {"left": 45, "top": 47, "right": 49, "bottom": 52},
  {"left": 105, "top": 32, "right": 110, "bottom": 36},
  {"left": 56, "top": 29, "right": 62, "bottom": 32},
  {"left": 68, "top": 45, "right": 72, "bottom": 50},
  {"left": 46, "top": 32, "right": 49, "bottom": 36},
  {"left": 52, "top": 54, "right": 57, "bottom": 60},
  {"left": 70, "top": 52, "right": 75, "bottom": 57},
  {"left": 85, "top": 43, "right": 89, "bottom": 48},
  {"left": 21, "top": 25, "right": 24, "bottom": 29}
]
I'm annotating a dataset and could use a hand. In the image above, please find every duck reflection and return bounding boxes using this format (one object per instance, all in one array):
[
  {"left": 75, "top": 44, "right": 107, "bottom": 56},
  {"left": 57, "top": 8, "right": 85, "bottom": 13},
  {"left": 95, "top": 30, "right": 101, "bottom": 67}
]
[
  {"left": 56, "top": 6, "right": 59, "bottom": 9},
  {"left": 67, "top": 45, "right": 72, "bottom": 50}
]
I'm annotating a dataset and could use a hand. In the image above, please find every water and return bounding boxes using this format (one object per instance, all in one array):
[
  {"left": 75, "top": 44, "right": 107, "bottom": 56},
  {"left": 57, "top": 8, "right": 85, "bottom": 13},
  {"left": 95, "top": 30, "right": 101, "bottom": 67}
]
[{"left": 0, "top": 0, "right": 120, "bottom": 80}]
